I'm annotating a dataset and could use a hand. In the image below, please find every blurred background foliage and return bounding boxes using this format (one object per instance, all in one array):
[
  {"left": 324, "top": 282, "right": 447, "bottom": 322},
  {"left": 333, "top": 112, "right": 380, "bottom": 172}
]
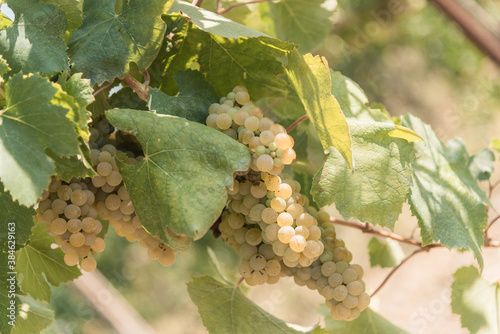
[{"left": 37, "top": 0, "right": 500, "bottom": 333}]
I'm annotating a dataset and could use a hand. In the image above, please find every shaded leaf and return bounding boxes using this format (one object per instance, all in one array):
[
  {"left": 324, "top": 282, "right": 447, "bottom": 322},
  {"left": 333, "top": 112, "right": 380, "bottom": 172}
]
[
  {"left": 68, "top": 0, "right": 174, "bottom": 85},
  {"left": 16, "top": 224, "right": 81, "bottom": 302},
  {"left": 451, "top": 266, "right": 500, "bottom": 334},
  {"left": 106, "top": 109, "right": 251, "bottom": 240},
  {"left": 110, "top": 87, "right": 148, "bottom": 111},
  {"left": 0, "top": 0, "right": 68, "bottom": 75},
  {"left": 264, "top": 0, "right": 334, "bottom": 53},
  {"left": 0, "top": 73, "right": 80, "bottom": 206},
  {"left": 169, "top": 1, "right": 266, "bottom": 38},
  {"left": 287, "top": 51, "right": 352, "bottom": 168},
  {"left": 312, "top": 121, "right": 414, "bottom": 228},
  {"left": 42, "top": 0, "right": 82, "bottom": 32},
  {"left": 188, "top": 275, "right": 327, "bottom": 334},
  {"left": 0, "top": 183, "right": 35, "bottom": 250},
  {"left": 148, "top": 70, "right": 218, "bottom": 124},
  {"left": 402, "top": 115, "right": 488, "bottom": 268},
  {"left": 320, "top": 305, "right": 409, "bottom": 334},
  {"left": 468, "top": 149, "right": 495, "bottom": 181},
  {"left": 11, "top": 294, "right": 54, "bottom": 334},
  {"left": 368, "top": 237, "right": 405, "bottom": 268}
]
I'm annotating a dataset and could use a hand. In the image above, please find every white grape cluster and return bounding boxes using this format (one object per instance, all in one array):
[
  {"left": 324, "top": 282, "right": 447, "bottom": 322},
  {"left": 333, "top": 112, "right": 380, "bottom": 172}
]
[
  {"left": 206, "top": 86, "right": 296, "bottom": 175},
  {"left": 286, "top": 215, "right": 370, "bottom": 321},
  {"left": 208, "top": 86, "right": 370, "bottom": 321},
  {"left": 36, "top": 178, "right": 104, "bottom": 272}
]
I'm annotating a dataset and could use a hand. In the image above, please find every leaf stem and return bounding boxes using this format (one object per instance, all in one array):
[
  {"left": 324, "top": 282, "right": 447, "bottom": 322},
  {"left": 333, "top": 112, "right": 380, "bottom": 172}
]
[
  {"left": 93, "top": 81, "right": 113, "bottom": 97},
  {"left": 121, "top": 75, "right": 150, "bottom": 101},
  {"left": 263, "top": 98, "right": 280, "bottom": 114},
  {"left": 371, "top": 246, "right": 437, "bottom": 297},
  {"left": 216, "top": 0, "right": 277, "bottom": 15},
  {"left": 236, "top": 276, "right": 245, "bottom": 286},
  {"left": 286, "top": 114, "right": 309, "bottom": 133}
]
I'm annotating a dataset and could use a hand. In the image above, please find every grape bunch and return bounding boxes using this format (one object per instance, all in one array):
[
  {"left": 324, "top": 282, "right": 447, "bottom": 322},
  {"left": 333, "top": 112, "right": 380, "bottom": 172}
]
[
  {"left": 36, "top": 178, "right": 104, "bottom": 272},
  {"left": 207, "top": 86, "right": 370, "bottom": 321},
  {"left": 35, "top": 118, "right": 175, "bottom": 271}
]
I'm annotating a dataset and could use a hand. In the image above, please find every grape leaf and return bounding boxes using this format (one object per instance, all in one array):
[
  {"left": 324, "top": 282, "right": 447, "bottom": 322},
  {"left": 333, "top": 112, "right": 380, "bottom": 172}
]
[
  {"left": 0, "top": 0, "right": 68, "bottom": 75},
  {"left": 42, "top": 0, "right": 83, "bottom": 32},
  {"left": 311, "top": 121, "right": 414, "bottom": 228},
  {"left": 168, "top": 1, "right": 267, "bottom": 38},
  {"left": 0, "top": 183, "right": 35, "bottom": 251},
  {"left": 263, "top": 0, "right": 334, "bottom": 53},
  {"left": 286, "top": 51, "right": 353, "bottom": 169},
  {"left": 330, "top": 71, "right": 392, "bottom": 123},
  {"left": 401, "top": 115, "right": 488, "bottom": 268},
  {"left": 368, "top": 237, "right": 405, "bottom": 268},
  {"left": 187, "top": 275, "right": 327, "bottom": 334},
  {"left": 198, "top": 31, "right": 296, "bottom": 100},
  {"left": 468, "top": 149, "right": 495, "bottom": 181},
  {"left": 87, "top": 86, "right": 113, "bottom": 118},
  {"left": 0, "top": 73, "right": 81, "bottom": 206},
  {"left": 320, "top": 305, "right": 409, "bottom": 334},
  {"left": 16, "top": 223, "right": 81, "bottom": 302},
  {"left": 0, "top": 56, "right": 10, "bottom": 77},
  {"left": 106, "top": 109, "right": 251, "bottom": 240},
  {"left": 0, "top": 249, "right": 20, "bottom": 334},
  {"left": 11, "top": 294, "right": 54, "bottom": 334},
  {"left": 58, "top": 73, "right": 94, "bottom": 141},
  {"left": 451, "top": 266, "right": 500, "bottom": 334},
  {"left": 110, "top": 87, "right": 148, "bottom": 111},
  {"left": 148, "top": 70, "right": 218, "bottom": 124},
  {"left": 67, "top": 0, "right": 174, "bottom": 85}
]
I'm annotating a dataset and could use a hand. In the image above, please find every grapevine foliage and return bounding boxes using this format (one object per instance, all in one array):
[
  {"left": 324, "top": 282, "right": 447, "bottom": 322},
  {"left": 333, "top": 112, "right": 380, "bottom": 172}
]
[{"left": 0, "top": 0, "right": 497, "bottom": 333}]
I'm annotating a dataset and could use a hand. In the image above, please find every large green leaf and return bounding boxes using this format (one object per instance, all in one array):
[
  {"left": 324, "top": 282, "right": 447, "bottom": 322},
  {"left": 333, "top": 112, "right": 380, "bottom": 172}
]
[
  {"left": 402, "top": 115, "right": 488, "bottom": 268},
  {"left": 0, "top": 0, "right": 68, "bottom": 75},
  {"left": 320, "top": 305, "right": 409, "bottom": 334},
  {"left": 68, "top": 0, "right": 174, "bottom": 85},
  {"left": 451, "top": 266, "right": 500, "bottom": 334},
  {"left": 0, "top": 183, "right": 35, "bottom": 251},
  {"left": 368, "top": 237, "right": 404, "bottom": 268},
  {"left": 168, "top": 1, "right": 266, "bottom": 38},
  {"left": 311, "top": 121, "right": 414, "bottom": 228},
  {"left": 106, "top": 109, "right": 251, "bottom": 240},
  {"left": 188, "top": 275, "right": 327, "bottom": 334},
  {"left": 264, "top": 0, "right": 334, "bottom": 53},
  {"left": 16, "top": 224, "right": 81, "bottom": 302},
  {"left": 42, "top": 0, "right": 83, "bottom": 32},
  {"left": 286, "top": 51, "right": 353, "bottom": 168},
  {"left": 0, "top": 73, "right": 81, "bottom": 206},
  {"left": 11, "top": 294, "right": 54, "bottom": 334},
  {"left": 148, "top": 70, "right": 218, "bottom": 124}
]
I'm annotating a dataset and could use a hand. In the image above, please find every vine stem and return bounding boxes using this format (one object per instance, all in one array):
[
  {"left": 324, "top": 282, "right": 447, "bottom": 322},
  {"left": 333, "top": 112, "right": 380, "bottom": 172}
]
[
  {"left": 216, "top": 0, "right": 277, "bottom": 15},
  {"left": 370, "top": 246, "right": 438, "bottom": 297},
  {"left": 286, "top": 114, "right": 309, "bottom": 133},
  {"left": 121, "top": 75, "right": 150, "bottom": 101}
]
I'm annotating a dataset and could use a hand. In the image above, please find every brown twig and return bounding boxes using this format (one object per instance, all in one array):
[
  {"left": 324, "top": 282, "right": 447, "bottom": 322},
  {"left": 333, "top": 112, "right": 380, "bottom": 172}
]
[
  {"left": 216, "top": 0, "right": 276, "bottom": 15},
  {"left": 429, "top": 0, "right": 500, "bottom": 67},
  {"left": 93, "top": 81, "right": 113, "bottom": 97},
  {"left": 286, "top": 114, "right": 309, "bottom": 133},
  {"left": 121, "top": 75, "right": 150, "bottom": 101},
  {"left": 263, "top": 98, "right": 280, "bottom": 114},
  {"left": 371, "top": 246, "right": 438, "bottom": 297},
  {"left": 331, "top": 218, "right": 429, "bottom": 247},
  {"left": 192, "top": 0, "right": 203, "bottom": 7},
  {"left": 237, "top": 276, "right": 245, "bottom": 286}
]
